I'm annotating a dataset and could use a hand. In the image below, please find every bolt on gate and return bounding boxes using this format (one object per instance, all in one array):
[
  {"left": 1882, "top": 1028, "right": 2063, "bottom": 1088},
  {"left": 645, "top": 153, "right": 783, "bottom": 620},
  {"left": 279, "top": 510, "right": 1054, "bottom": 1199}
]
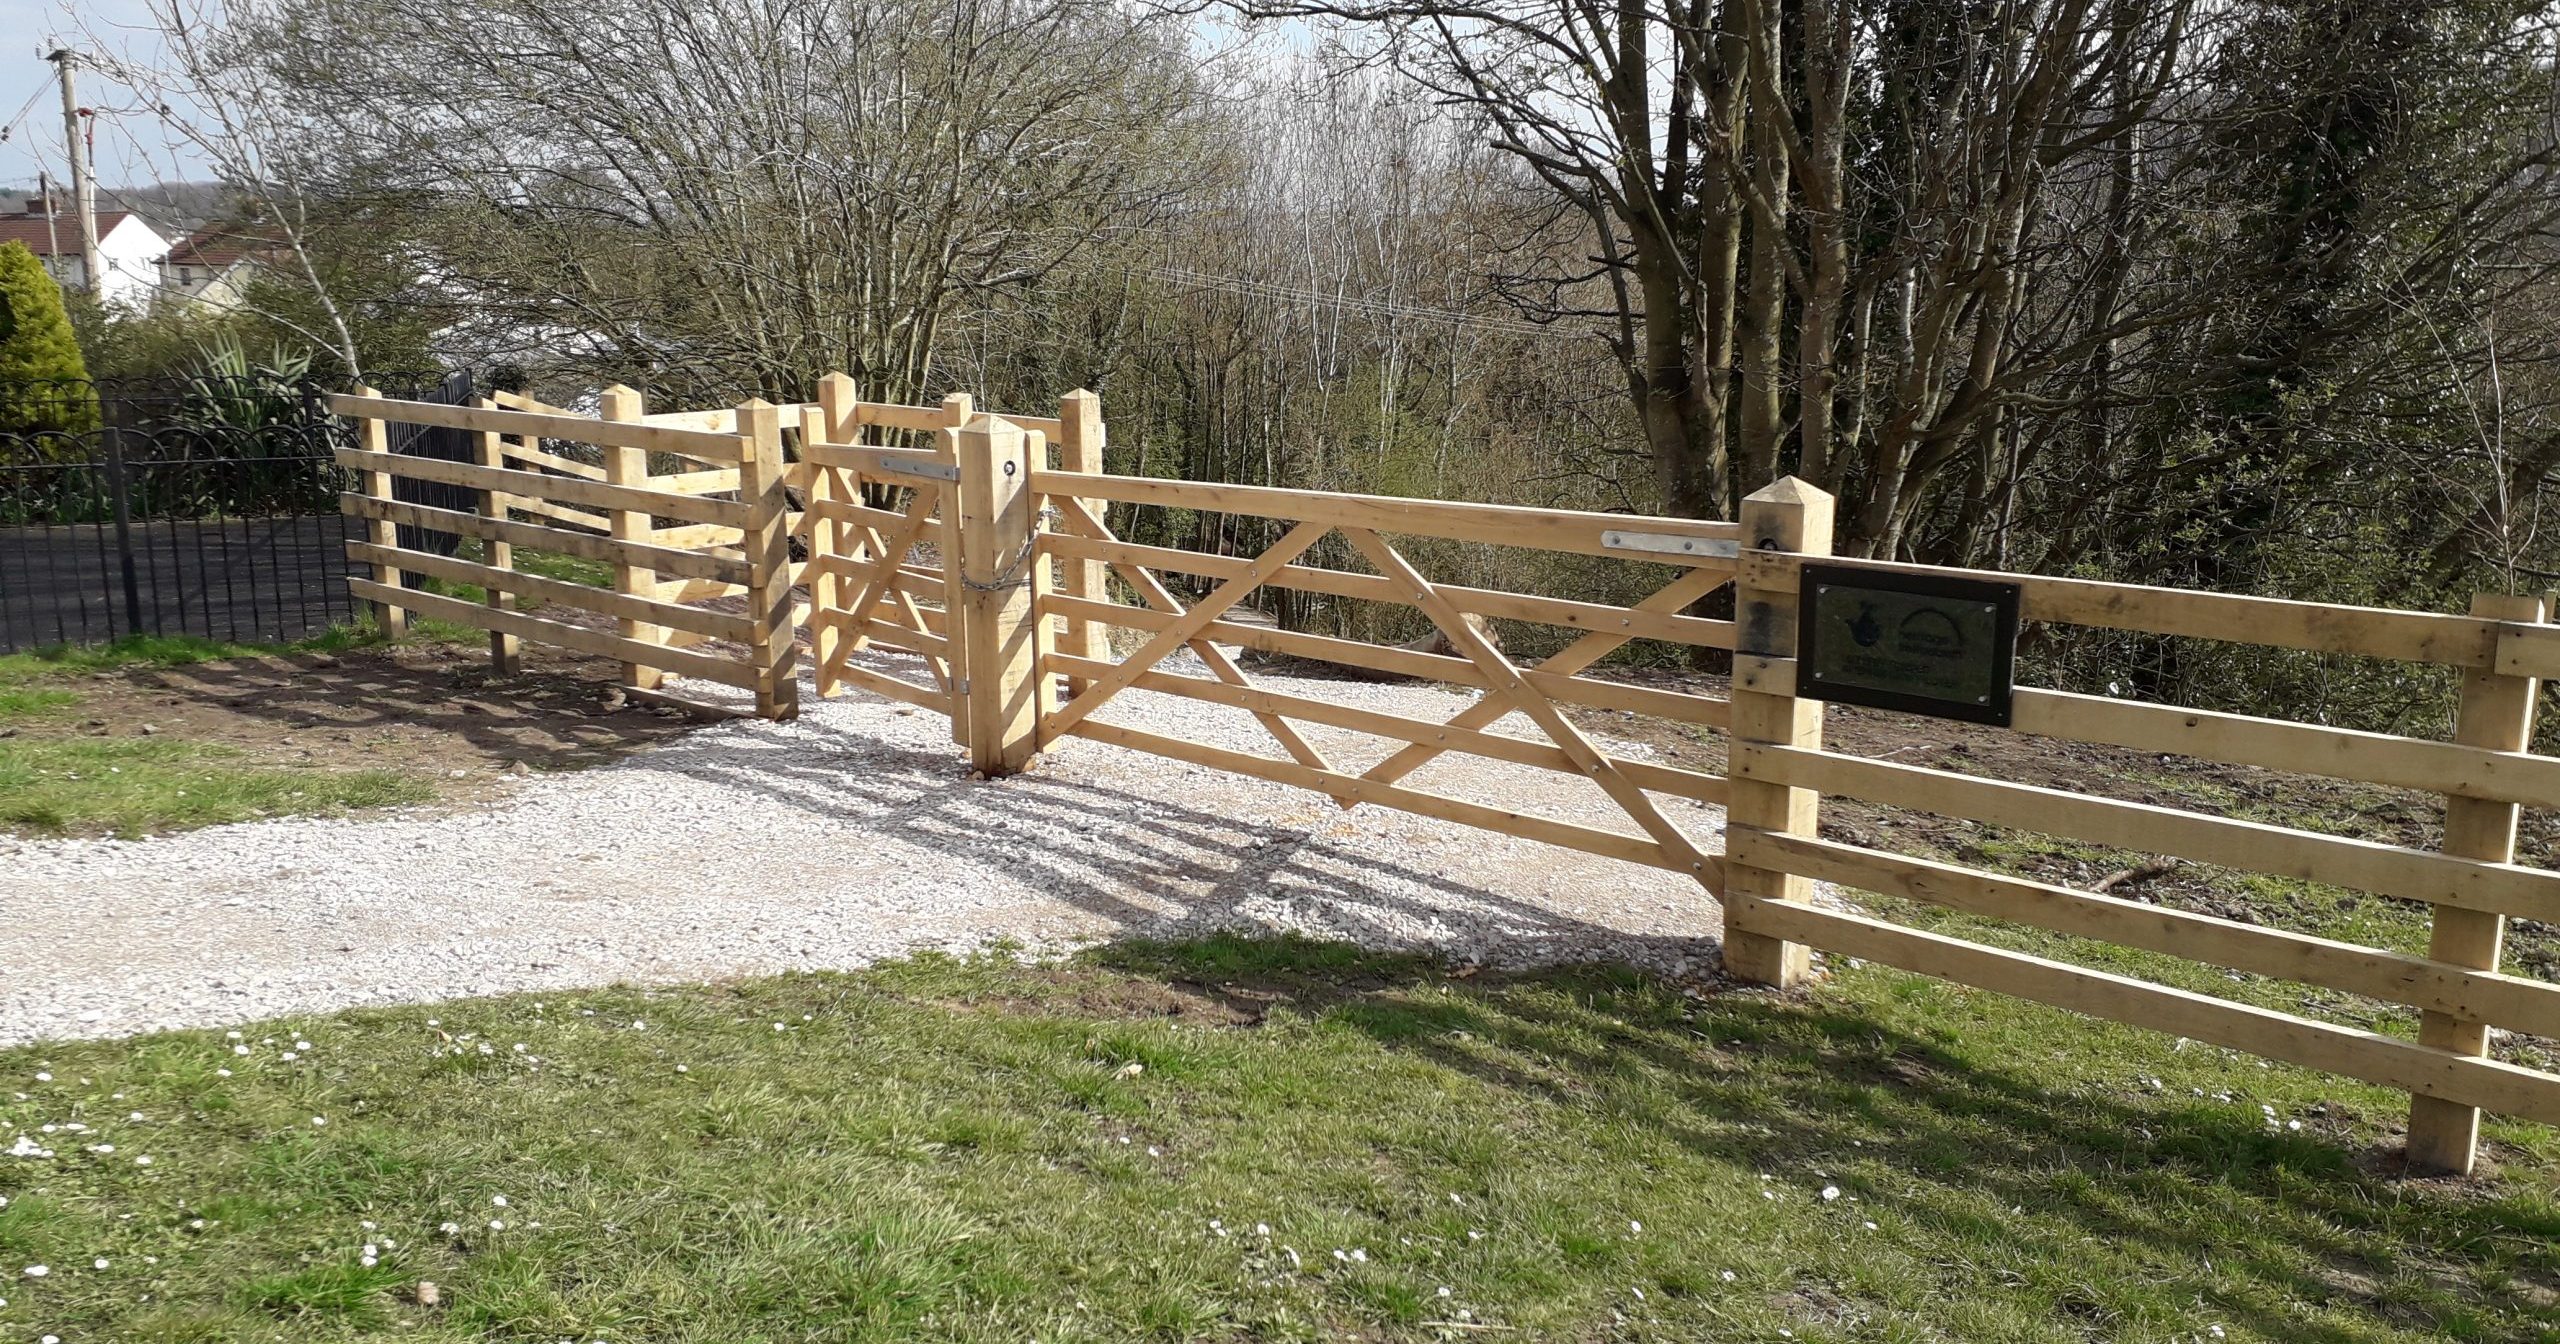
[{"left": 343, "top": 381, "right": 2560, "bottom": 1177}]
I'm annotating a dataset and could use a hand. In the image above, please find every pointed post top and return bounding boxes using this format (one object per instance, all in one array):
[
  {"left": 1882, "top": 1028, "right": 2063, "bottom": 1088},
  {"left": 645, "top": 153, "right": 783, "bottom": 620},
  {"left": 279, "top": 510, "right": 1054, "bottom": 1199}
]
[
  {"left": 1737, "top": 475, "right": 1834, "bottom": 556},
  {"left": 1743, "top": 474, "right": 1833, "bottom": 508}
]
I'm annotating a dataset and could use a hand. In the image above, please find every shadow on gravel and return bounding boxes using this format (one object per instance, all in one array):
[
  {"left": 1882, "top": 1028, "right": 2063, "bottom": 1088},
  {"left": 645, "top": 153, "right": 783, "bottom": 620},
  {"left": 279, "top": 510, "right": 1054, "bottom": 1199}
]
[
  {"left": 1077, "top": 936, "right": 2560, "bottom": 1343},
  {"left": 635, "top": 697, "right": 1723, "bottom": 976}
]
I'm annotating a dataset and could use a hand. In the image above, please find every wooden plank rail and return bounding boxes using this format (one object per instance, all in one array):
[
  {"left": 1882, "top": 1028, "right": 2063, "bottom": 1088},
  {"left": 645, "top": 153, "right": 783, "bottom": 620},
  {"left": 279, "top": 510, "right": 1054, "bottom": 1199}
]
[
  {"left": 1045, "top": 593, "right": 1733, "bottom": 727},
  {"left": 1738, "top": 655, "right": 2560, "bottom": 807},
  {"left": 343, "top": 542, "right": 754, "bottom": 642},
  {"left": 507, "top": 496, "right": 612, "bottom": 533},
  {"left": 1069, "top": 719, "right": 1678, "bottom": 871},
  {"left": 1730, "top": 828, "right": 2560, "bottom": 1036},
  {"left": 1734, "top": 742, "right": 2560, "bottom": 922},
  {"left": 342, "top": 495, "right": 750, "bottom": 584},
  {"left": 327, "top": 393, "right": 745, "bottom": 462},
  {"left": 804, "top": 441, "right": 950, "bottom": 476},
  {"left": 1033, "top": 469, "right": 1742, "bottom": 565},
  {"left": 1048, "top": 652, "right": 1728, "bottom": 804},
  {"left": 1736, "top": 551, "right": 2513, "bottom": 670},
  {"left": 1039, "top": 531, "right": 1738, "bottom": 648},
  {"left": 501, "top": 442, "right": 606, "bottom": 481},
  {"left": 653, "top": 468, "right": 744, "bottom": 496},
  {"left": 336, "top": 447, "right": 752, "bottom": 530},
  {"left": 1722, "top": 891, "right": 2560, "bottom": 1127},
  {"left": 858, "top": 402, "right": 960, "bottom": 432},
  {"left": 831, "top": 659, "right": 952, "bottom": 713},
  {"left": 347, "top": 579, "right": 759, "bottom": 688}
]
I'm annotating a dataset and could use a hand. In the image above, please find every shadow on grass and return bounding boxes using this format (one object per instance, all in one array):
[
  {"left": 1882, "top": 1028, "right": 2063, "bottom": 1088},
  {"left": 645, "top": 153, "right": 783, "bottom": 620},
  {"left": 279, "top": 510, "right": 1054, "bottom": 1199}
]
[{"left": 1077, "top": 935, "right": 2560, "bottom": 1344}]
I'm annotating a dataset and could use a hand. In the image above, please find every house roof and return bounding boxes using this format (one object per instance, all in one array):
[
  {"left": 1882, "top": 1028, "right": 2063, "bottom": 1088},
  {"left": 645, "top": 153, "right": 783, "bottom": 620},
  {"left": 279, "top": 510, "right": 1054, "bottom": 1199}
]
[
  {"left": 165, "top": 224, "right": 278, "bottom": 268},
  {"left": 0, "top": 211, "right": 139, "bottom": 256}
]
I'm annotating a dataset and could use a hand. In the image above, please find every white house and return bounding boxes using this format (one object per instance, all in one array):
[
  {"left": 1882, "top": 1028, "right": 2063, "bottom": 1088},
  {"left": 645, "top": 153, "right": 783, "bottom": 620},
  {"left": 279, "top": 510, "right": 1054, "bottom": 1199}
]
[
  {"left": 0, "top": 193, "right": 172, "bottom": 310},
  {"left": 157, "top": 225, "right": 275, "bottom": 312}
]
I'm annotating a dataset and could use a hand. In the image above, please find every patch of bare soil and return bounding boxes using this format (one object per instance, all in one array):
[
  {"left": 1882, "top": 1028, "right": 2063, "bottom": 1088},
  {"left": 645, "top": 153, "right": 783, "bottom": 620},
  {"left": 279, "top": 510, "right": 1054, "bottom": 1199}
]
[{"left": 17, "top": 640, "right": 708, "bottom": 808}]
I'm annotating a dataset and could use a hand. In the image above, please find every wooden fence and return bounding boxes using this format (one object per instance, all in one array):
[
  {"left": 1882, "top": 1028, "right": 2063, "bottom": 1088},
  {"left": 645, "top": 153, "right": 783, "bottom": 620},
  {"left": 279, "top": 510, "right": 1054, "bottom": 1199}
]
[
  {"left": 1713, "top": 484, "right": 2560, "bottom": 1178},
  {"left": 335, "top": 386, "right": 799, "bottom": 718},
  {"left": 335, "top": 383, "right": 2560, "bottom": 1177}
]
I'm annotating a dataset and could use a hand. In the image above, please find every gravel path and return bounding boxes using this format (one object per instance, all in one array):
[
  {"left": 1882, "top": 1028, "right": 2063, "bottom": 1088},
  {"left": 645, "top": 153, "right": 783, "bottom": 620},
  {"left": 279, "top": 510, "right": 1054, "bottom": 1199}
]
[{"left": 1, "top": 651, "right": 1731, "bottom": 1047}]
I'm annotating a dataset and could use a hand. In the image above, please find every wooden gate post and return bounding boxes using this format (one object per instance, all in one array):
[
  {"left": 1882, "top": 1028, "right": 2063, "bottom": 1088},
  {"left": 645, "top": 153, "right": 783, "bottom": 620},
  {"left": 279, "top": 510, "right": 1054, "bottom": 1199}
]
[
  {"left": 1722, "top": 475, "right": 1836, "bottom": 988},
  {"left": 1057, "top": 389, "right": 1109, "bottom": 695},
  {"left": 598, "top": 385, "right": 661, "bottom": 692},
  {"left": 471, "top": 399, "right": 521, "bottom": 677},
  {"left": 952, "top": 413, "right": 1046, "bottom": 775},
  {"left": 2407, "top": 590, "right": 2547, "bottom": 1175},
  {"left": 352, "top": 385, "right": 407, "bottom": 638},
  {"left": 939, "top": 393, "right": 977, "bottom": 750},
  {"left": 809, "top": 372, "right": 859, "bottom": 687},
  {"left": 737, "top": 399, "right": 801, "bottom": 721}
]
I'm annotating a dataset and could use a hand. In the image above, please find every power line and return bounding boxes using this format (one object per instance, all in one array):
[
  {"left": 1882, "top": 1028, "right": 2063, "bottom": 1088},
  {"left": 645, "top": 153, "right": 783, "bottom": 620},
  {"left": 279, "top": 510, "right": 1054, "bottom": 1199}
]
[{"left": 0, "top": 72, "right": 56, "bottom": 157}]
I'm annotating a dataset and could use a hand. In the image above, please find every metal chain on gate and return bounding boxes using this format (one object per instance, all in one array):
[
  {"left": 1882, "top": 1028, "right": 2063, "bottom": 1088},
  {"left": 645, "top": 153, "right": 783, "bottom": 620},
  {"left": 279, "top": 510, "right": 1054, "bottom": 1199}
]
[{"left": 953, "top": 499, "right": 1062, "bottom": 593}]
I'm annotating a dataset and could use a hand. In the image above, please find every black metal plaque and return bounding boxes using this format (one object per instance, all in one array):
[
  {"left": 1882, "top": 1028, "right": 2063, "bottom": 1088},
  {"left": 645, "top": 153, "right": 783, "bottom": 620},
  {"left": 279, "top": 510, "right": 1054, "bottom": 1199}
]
[{"left": 1796, "top": 564, "right": 2020, "bottom": 725}]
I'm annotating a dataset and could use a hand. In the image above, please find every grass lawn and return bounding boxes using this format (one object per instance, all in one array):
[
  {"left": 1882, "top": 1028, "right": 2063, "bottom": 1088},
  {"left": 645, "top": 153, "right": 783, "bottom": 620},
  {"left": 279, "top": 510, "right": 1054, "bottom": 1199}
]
[
  {"left": 0, "top": 634, "right": 438, "bottom": 838},
  {"left": 3, "top": 938, "right": 2554, "bottom": 1344}
]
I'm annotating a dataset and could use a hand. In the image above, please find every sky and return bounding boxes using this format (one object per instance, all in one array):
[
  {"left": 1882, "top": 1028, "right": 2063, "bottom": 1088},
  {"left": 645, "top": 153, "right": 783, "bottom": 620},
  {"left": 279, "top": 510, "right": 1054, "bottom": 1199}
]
[{"left": 1, "top": 0, "right": 208, "bottom": 191}]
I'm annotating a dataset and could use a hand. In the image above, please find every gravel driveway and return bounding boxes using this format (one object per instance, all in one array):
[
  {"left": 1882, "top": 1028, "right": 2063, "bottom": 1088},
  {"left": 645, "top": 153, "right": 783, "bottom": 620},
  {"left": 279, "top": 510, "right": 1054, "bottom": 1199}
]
[{"left": 1, "top": 651, "right": 1730, "bottom": 1047}]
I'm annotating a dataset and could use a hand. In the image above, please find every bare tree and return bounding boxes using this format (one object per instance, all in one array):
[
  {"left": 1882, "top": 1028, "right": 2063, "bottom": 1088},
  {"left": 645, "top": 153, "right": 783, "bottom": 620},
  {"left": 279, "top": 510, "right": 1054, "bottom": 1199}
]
[{"left": 206, "top": 0, "right": 1215, "bottom": 403}]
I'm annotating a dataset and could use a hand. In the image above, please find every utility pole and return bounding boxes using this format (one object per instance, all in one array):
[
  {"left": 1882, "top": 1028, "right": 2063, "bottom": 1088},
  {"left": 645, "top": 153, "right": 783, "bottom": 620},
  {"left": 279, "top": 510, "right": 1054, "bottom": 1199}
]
[{"left": 47, "top": 49, "right": 102, "bottom": 298}]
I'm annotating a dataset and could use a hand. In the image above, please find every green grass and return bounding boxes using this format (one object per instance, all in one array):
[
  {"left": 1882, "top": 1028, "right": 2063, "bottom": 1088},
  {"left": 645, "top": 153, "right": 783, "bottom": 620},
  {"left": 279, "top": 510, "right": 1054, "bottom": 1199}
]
[
  {"left": 0, "top": 631, "right": 386, "bottom": 689},
  {"left": 2, "top": 939, "right": 2553, "bottom": 1344},
  {"left": 0, "top": 684, "right": 80, "bottom": 719},
  {"left": 513, "top": 548, "right": 613, "bottom": 588},
  {"left": 0, "top": 629, "right": 445, "bottom": 836},
  {"left": 0, "top": 737, "right": 435, "bottom": 837}
]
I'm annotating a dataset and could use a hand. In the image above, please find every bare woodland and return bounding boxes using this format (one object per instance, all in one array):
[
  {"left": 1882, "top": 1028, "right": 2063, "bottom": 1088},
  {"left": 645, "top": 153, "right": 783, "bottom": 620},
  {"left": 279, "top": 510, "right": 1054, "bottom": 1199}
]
[{"left": 72, "top": 0, "right": 2560, "bottom": 716}]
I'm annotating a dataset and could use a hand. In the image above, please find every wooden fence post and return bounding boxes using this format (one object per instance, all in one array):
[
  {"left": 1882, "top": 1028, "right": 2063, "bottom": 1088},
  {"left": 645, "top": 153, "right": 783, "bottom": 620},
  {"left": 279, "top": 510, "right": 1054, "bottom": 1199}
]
[
  {"left": 1057, "top": 389, "right": 1109, "bottom": 695},
  {"left": 2407, "top": 590, "right": 2547, "bottom": 1174},
  {"left": 472, "top": 399, "right": 521, "bottom": 677},
  {"left": 737, "top": 399, "right": 801, "bottom": 720},
  {"left": 352, "top": 385, "right": 407, "bottom": 638},
  {"left": 810, "top": 372, "right": 859, "bottom": 688},
  {"left": 952, "top": 413, "right": 1046, "bottom": 775},
  {"left": 1722, "top": 475, "right": 1836, "bottom": 988},
  {"left": 598, "top": 385, "right": 661, "bottom": 692},
  {"left": 939, "top": 393, "right": 976, "bottom": 749}
]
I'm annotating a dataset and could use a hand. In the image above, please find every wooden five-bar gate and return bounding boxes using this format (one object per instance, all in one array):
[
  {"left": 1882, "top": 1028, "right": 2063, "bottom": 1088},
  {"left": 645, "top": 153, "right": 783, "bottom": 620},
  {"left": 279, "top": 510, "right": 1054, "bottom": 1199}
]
[{"left": 341, "top": 383, "right": 2560, "bottom": 1177}]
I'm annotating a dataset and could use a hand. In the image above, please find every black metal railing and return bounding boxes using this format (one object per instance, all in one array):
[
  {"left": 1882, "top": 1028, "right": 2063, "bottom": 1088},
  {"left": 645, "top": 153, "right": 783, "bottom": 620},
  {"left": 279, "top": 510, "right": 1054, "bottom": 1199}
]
[{"left": 0, "top": 372, "right": 472, "bottom": 653}]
